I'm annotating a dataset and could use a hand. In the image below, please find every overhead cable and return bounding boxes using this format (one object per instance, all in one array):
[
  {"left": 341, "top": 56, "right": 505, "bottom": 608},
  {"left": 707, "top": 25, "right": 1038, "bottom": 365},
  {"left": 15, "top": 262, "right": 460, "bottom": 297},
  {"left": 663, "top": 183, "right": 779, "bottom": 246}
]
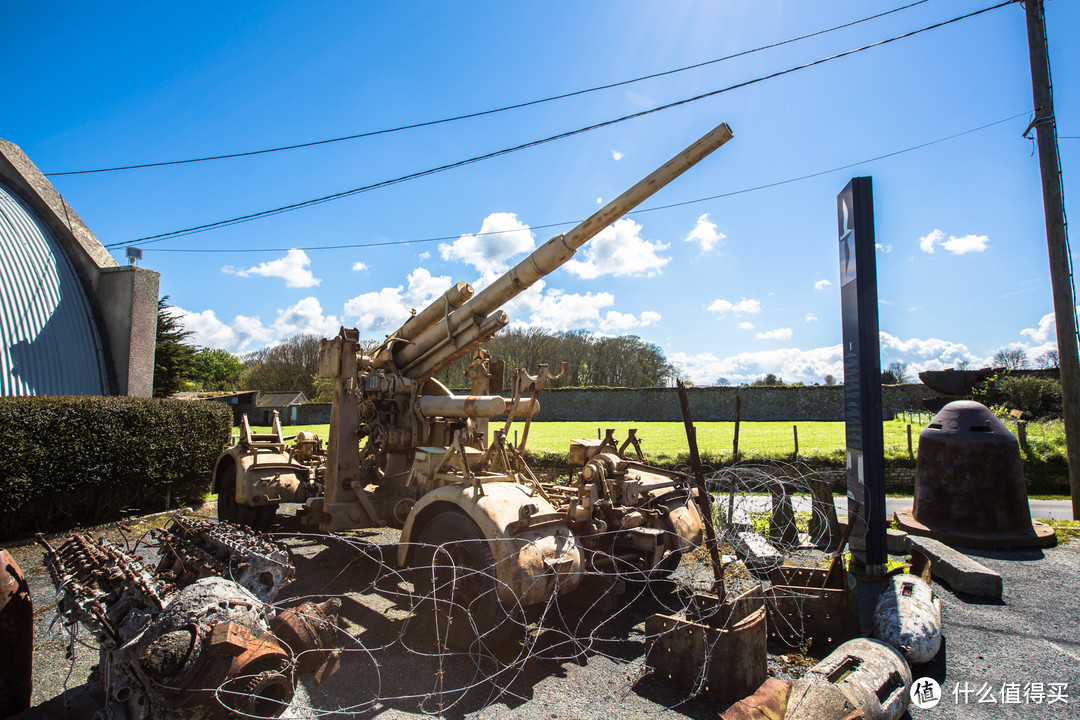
[
  {"left": 144, "top": 111, "right": 1029, "bottom": 254},
  {"left": 105, "top": 0, "right": 1017, "bottom": 249},
  {"left": 50, "top": 0, "right": 931, "bottom": 176}
]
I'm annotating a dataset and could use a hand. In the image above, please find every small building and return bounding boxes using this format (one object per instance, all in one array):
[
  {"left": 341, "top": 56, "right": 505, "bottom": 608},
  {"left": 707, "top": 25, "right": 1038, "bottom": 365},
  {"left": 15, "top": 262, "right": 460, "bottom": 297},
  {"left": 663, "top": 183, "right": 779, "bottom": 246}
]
[{"left": 256, "top": 391, "right": 308, "bottom": 425}]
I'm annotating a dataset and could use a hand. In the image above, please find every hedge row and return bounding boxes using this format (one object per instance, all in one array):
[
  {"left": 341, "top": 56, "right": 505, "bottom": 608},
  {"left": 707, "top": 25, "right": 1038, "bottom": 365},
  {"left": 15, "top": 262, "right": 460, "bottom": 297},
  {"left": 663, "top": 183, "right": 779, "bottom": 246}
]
[{"left": 0, "top": 396, "right": 232, "bottom": 541}]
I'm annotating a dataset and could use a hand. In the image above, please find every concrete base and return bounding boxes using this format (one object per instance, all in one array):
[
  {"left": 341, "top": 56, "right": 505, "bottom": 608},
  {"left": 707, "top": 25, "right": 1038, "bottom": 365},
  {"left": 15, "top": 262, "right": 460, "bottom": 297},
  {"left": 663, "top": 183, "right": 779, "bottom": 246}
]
[
  {"left": 896, "top": 507, "right": 1057, "bottom": 549},
  {"left": 903, "top": 535, "right": 1004, "bottom": 600}
]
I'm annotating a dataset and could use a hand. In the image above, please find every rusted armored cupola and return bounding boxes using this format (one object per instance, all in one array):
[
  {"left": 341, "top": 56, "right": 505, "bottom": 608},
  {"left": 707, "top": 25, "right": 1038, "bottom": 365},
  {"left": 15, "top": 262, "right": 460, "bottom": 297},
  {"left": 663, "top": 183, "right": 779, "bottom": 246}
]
[{"left": 896, "top": 401, "right": 1056, "bottom": 548}]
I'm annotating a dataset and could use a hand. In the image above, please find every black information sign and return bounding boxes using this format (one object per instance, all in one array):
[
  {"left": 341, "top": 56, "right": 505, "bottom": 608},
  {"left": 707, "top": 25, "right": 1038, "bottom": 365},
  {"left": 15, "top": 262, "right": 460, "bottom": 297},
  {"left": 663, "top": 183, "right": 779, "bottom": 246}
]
[{"left": 838, "top": 177, "right": 886, "bottom": 571}]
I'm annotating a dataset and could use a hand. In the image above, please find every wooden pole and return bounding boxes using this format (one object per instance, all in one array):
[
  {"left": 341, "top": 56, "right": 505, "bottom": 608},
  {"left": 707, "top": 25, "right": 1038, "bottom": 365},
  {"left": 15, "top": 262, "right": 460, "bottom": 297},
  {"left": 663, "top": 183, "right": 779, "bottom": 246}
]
[
  {"left": 793, "top": 424, "right": 799, "bottom": 458},
  {"left": 907, "top": 424, "right": 914, "bottom": 460},
  {"left": 732, "top": 394, "right": 742, "bottom": 463},
  {"left": 1025, "top": 0, "right": 1080, "bottom": 518},
  {"left": 676, "top": 380, "right": 725, "bottom": 596}
]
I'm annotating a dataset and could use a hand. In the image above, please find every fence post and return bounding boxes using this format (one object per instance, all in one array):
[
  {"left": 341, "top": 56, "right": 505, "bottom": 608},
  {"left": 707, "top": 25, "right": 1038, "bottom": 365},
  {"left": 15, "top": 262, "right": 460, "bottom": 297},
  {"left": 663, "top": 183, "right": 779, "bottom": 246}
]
[
  {"left": 907, "top": 424, "right": 914, "bottom": 460},
  {"left": 732, "top": 394, "right": 742, "bottom": 463},
  {"left": 793, "top": 424, "right": 799, "bottom": 459}
]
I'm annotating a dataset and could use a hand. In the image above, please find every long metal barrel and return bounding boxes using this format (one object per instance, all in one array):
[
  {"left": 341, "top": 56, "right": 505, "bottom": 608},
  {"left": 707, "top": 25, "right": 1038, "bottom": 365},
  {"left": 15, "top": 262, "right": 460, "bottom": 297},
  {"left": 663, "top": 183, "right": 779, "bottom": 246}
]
[{"left": 394, "top": 121, "right": 734, "bottom": 372}]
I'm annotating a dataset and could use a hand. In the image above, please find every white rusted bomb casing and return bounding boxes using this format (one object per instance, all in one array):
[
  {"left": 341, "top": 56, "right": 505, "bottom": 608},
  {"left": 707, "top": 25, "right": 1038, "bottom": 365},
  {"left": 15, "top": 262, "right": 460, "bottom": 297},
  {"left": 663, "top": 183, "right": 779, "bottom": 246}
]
[
  {"left": 872, "top": 573, "right": 942, "bottom": 665},
  {"left": 786, "top": 638, "right": 912, "bottom": 720}
]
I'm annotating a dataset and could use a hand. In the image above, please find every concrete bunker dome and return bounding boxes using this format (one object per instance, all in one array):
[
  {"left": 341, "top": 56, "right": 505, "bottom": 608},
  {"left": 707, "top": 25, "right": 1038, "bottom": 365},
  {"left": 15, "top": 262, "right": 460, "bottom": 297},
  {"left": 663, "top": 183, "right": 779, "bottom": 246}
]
[{"left": 0, "top": 139, "right": 158, "bottom": 397}]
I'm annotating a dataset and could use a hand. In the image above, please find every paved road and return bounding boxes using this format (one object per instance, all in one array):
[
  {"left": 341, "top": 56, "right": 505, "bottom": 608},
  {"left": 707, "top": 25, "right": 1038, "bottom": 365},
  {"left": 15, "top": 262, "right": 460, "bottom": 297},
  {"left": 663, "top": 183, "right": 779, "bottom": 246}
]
[{"left": 730, "top": 495, "right": 1074, "bottom": 522}]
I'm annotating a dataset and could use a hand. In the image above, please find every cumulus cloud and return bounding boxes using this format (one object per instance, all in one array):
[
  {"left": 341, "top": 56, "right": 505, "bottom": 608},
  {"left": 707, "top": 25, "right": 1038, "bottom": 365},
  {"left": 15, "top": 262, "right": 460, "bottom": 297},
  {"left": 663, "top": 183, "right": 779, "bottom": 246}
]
[
  {"left": 273, "top": 297, "right": 340, "bottom": 338},
  {"left": 708, "top": 298, "right": 762, "bottom": 316},
  {"left": 225, "top": 249, "right": 320, "bottom": 288},
  {"left": 876, "top": 243, "right": 893, "bottom": 253},
  {"left": 814, "top": 279, "right": 832, "bottom": 290},
  {"left": 756, "top": 327, "right": 793, "bottom": 340},
  {"left": 682, "top": 213, "right": 725, "bottom": 252},
  {"left": 1021, "top": 312, "right": 1056, "bottom": 344},
  {"left": 919, "top": 229, "right": 988, "bottom": 255},
  {"left": 738, "top": 321, "right": 755, "bottom": 330},
  {"left": 598, "top": 309, "right": 662, "bottom": 333},
  {"left": 439, "top": 212, "right": 535, "bottom": 274},
  {"left": 805, "top": 313, "right": 818, "bottom": 322},
  {"left": 669, "top": 345, "right": 844, "bottom": 386},
  {"left": 527, "top": 290, "right": 615, "bottom": 331},
  {"left": 564, "top": 218, "right": 670, "bottom": 279},
  {"left": 342, "top": 267, "right": 452, "bottom": 335},
  {"left": 352, "top": 261, "right": 368, "bottom": 272},
  {"left": 176, "top": 307, "right": 273, "bottom": 355}
]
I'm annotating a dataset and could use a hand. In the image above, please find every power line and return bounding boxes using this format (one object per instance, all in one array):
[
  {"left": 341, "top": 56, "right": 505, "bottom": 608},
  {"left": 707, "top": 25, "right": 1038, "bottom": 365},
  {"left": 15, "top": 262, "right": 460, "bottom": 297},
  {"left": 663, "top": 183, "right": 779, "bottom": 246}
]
[
  {"left": 106, "top": 0, "right": 1017, "bottom": 249},
  {"left": 48, "top": 0, "right": 932, "bottom": 177},
  {"left": 144, "top": 111, "right": 1029, "bottom": 254}
]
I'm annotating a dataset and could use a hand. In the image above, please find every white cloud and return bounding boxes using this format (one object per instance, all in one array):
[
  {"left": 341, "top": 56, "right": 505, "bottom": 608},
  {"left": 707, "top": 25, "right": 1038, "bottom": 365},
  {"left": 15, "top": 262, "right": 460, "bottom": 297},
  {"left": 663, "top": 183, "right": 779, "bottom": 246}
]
[
  {"left": 272, "top": 297, "right": 340, "bottom": 338},
  {"left": 814, "top": 279, "right": 832, "bottom": 291},
  {"left": 805, "top": 313, "right": 818, "bottom": 323},
  {"left": 612, "top": 150, "right": 623, "bottom": 161},
  {"left": 341, "top": 268, "right": 452, "bottom": 336},
  {"left": 526, "top": 290, "right": 615, "bottom": 331},
  {"left": 683, "top": 213, "right": 725, "bottom": 252},
  {"left": 176, "top": 307, "right": 273, "bottom": 355},
  {"left": 919, "top": 229, "right": 988, "bottom": 255},
  {"left": 419, "top": 251, "right": 431, "bottom": 260},
  {"left": 876, "top": 243, "right": 893, "bottom": 253},
  {"left": 597, "top": 309, "right": 663, "bottom": 333},
  {"left": 738, "top": 321, "right": 755, "bottom": 330},
  {"left": 439, "top": 212, "right": 535, "bottom": 274},
  {"left": 564, "top": 218, "right": 670, "bottom": 279},
  {"left": 639, "top": 311, "right": 662, "bottom": 327},
  {"left": 1021, "top": 312, "right": 1056, "bottom": 344},
  {"left": 919, "top": 229, "right": 944, "bottom": 254},
  {"left": 670, "top": 345, "right": 844, "bottom": 386},
  {"left": 352, "top": 261, "right": 368, "bottom": 272},
  {"left": 225, "top": 249, "right": 320, "bottom": 288},
  {"left": 708, "top": 298, "right": 762, "bottom": 316},
  {"left": 756, "top": 327, "right": 793, "bottom": 340}
]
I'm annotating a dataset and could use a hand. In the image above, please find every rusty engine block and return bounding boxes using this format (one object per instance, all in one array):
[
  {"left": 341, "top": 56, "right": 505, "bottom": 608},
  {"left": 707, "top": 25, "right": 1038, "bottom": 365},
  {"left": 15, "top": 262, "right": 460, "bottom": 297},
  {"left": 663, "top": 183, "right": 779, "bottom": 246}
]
[{"left": 40, "top": 518, "right": 338, "bottom": 720}]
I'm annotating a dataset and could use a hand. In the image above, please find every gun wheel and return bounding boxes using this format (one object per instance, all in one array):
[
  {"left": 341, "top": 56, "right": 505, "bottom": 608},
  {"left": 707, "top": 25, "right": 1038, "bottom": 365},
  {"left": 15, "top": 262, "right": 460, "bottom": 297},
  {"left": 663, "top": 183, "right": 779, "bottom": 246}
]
[
  {"left": 415, "top": 511, "right": 516, "bottom": 651},
  {"left": 217, "top": 465, "right": 240, "bottom": 524}
]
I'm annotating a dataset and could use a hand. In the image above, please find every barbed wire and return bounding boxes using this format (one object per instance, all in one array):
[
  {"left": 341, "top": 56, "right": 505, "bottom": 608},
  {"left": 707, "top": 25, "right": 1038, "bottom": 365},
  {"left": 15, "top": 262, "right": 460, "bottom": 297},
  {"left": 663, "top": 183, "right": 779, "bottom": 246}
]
[{"left": 41, "top": 461, "right": 852, "bottom": 719}]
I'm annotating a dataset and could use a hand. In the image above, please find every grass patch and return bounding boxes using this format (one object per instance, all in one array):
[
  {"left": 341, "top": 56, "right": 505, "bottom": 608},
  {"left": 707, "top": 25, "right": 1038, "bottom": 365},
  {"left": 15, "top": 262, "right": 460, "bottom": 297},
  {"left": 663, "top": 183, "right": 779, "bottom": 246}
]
[{"left": 1036, "top": 518, "right": 1080, "bottom": 544}]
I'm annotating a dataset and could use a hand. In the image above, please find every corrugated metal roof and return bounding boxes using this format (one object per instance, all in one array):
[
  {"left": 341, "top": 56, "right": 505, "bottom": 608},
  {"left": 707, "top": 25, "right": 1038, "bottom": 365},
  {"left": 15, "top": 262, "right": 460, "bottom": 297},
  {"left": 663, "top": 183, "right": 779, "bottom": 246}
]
[
  {"left": 0, "top": 181, "right": 108, "bottom": 396},
  {"left": 257, "top": 391, "right": 307, "bottom": 407}
]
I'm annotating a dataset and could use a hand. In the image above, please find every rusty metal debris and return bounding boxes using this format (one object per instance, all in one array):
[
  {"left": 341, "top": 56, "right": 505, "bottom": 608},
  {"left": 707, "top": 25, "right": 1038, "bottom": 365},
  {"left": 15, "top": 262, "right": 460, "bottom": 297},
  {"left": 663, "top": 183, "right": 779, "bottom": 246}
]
[
  {"left": 153, "top": 515, "right": 294, "bottom": 601},
  {"left": 1, "top": 549, "right": 33, "bottom": 717},
  {"left": 897, "top": 400, "right": 1056, "bottom": 548},
  {"left": 872, "top": 553, "right": 941, "bottom": 665},
  {"left": 646, "top": 587, "right": 767, "bottom": 702},
  {"left": 720, "top": 677, "right": 792, "bottom": 720},
  {"left": 38, "top": 523, "right": 338, "bottom": 719},
  {"left": 785, "top": 638, "right": 912, "bottom": 720}
]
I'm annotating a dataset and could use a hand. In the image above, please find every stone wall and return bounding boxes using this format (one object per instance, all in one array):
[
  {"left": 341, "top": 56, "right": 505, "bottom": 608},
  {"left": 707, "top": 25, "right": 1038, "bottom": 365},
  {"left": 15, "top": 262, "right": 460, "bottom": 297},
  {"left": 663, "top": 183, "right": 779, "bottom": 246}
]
[
  {"left": 533, "top": 384, "right": 937, "bottom": 422},
  {"left": 286, "top": 384, "right": 937, "bottom": 425}
]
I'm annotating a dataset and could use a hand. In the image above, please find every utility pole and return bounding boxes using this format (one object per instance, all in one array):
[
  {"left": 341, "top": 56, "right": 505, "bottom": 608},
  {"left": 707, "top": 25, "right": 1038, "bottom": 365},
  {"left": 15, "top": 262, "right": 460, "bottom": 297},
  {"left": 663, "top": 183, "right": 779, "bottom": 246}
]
[{"left": 1024, "top": 0, "right": 1080, "bottom": 518}]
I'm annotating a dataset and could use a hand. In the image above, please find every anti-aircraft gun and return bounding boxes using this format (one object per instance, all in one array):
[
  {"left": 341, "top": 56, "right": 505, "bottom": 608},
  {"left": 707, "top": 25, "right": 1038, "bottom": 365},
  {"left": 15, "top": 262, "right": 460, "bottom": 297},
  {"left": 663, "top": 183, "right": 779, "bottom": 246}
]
[{"left": 212, "top": 121, "right": 733, "bottom": 648}]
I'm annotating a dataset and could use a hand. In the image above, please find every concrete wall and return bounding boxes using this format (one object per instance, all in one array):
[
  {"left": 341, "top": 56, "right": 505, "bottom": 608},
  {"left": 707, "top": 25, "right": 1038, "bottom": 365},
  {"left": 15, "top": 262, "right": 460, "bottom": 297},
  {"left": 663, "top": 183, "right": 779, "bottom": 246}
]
[
  {"left": 286, "top": 384, "right": 936, "bottom": 425},
  {"left": 0, "top": 139, "right": 159, "bottom": 397},
  {"left": 534, "top": 384, "right": 937, "bottom": 422}
]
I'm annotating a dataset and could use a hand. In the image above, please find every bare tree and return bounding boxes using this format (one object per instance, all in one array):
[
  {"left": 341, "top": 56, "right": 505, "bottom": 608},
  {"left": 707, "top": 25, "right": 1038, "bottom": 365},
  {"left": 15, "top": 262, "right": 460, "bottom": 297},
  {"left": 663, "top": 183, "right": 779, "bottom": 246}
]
[
  {"left": 824, "top": 374, "right": 837, "bottom": 386},
  {"left": 881, "top": 361, "right": 909, "bottom": 384},
  {"left": 1036, "top": 349, "right": 1060, "bottom": 369},
  {"left": 993, "top": 347, "right": 1030, "bottom": 371}
]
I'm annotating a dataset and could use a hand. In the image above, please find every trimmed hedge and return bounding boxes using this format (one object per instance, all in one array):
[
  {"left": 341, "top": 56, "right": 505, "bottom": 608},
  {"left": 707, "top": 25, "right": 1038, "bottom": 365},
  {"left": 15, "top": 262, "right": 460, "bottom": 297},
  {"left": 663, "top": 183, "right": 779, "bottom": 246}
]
[{"left": 0, "top": 396, "right": 232, "bottom": 541}]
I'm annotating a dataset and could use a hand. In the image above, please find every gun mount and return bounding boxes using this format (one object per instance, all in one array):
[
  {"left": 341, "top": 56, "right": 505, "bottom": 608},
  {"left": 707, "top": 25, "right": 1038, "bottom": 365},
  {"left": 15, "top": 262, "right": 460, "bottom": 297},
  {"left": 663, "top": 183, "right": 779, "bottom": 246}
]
[{"left": 214, "top": 121, "right": 734, "bottom": 649}]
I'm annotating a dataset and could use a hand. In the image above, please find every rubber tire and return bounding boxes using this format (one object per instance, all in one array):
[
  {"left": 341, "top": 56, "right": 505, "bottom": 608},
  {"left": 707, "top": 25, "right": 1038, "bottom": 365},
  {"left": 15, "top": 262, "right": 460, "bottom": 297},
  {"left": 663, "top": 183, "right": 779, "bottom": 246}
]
[
  {"left": 414, "top": 511, "right": 516, "bottom": 651},
  {"left": 217, "top": 465, "right": 240, "bottom": 524},
  {"left": 217, "top": 465, "right": 276, "bottom": 531}
]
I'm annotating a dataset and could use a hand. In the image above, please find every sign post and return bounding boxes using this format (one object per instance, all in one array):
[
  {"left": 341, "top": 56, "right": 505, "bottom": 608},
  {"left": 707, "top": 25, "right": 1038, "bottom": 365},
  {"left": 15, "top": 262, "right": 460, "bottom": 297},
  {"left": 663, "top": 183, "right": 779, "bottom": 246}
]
[{"left": 837, "top": 177, "right": 886, "bottom": 574}]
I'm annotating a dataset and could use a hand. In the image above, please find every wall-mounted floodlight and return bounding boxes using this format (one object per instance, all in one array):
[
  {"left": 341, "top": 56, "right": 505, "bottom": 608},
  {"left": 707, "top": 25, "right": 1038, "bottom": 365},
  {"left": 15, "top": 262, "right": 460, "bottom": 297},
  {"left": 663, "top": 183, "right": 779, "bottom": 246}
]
[{"left": 126, "top": 246, "right": 143, "bottom": 265}]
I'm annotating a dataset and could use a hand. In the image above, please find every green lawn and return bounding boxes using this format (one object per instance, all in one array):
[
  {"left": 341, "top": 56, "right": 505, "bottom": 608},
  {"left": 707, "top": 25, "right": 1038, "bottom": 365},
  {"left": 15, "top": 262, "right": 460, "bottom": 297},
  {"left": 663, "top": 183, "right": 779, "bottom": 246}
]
[{"left": 241, "top": 417, "right": 1066, "bottom": 466}]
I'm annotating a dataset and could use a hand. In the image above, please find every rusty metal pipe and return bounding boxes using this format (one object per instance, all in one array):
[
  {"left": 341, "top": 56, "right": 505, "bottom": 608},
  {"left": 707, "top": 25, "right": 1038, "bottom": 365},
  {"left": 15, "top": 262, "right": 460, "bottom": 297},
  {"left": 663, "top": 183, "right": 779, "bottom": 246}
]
[{"left": 394, "top": 121, "right": 734, "bottom": 372}]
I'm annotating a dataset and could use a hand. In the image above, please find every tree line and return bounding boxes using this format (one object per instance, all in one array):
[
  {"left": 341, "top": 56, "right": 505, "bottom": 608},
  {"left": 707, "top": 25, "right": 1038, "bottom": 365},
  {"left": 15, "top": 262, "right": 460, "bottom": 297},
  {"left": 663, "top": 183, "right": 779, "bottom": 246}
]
[{"left": 154, "top": 301, "right": 677, "bottom": 398}]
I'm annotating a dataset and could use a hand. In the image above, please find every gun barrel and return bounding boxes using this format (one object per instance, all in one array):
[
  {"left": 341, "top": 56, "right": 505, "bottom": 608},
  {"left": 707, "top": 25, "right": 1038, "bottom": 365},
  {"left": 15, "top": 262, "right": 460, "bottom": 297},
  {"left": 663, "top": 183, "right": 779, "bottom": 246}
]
[{"left": 395, "top": 120, "right": 734, "bottom": 376}]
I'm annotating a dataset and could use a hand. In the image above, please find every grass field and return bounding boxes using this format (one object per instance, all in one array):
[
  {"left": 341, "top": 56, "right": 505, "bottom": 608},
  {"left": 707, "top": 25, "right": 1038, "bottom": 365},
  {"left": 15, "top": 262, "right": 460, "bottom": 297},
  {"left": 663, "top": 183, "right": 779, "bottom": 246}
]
[{"left": 243, "top": 417, "right": 1068, "bottom": 467}]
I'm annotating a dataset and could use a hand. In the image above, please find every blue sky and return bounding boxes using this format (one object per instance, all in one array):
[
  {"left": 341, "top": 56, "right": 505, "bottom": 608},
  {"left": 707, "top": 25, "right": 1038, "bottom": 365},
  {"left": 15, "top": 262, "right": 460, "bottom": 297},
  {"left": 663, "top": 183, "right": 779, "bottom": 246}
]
[{"left": 5, "top": 1, "right": 1078, "bottom": 384}]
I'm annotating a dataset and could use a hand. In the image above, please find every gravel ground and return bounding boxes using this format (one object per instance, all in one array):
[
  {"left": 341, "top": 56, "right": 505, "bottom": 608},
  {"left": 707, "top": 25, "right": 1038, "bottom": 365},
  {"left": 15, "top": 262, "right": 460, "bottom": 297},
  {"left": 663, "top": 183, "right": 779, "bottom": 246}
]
[{"left": 6, "top": 503, "right": 1079, "bottom": 719}]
